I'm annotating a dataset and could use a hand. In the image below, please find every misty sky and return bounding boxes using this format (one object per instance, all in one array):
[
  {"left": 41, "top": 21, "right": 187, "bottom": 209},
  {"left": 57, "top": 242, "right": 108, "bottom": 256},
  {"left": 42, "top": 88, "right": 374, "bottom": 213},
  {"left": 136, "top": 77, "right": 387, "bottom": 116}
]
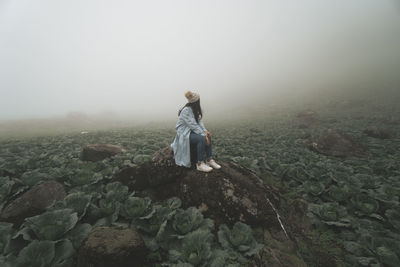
[{"left": 1, "top": 0, "right": 399, "bottom": 121}]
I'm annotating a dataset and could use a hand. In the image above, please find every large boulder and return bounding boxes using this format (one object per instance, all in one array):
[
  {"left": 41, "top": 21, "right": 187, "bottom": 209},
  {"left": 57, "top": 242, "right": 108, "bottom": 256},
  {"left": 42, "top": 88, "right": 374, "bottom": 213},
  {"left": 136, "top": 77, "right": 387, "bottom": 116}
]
[
  {"left": 81, "top": 144, "right": 126, "bottom": 162},
  {"left": 77, "top": 227, "right": 147, "bottom": 267},
  {"left": 0, "top": 180, "right": 66, "bottom": 227},
  {"left": 115, "top": 147, "right": 283, "bottom": 230},
  {"left": 364, "top": 126, "right": 396, "bottom": 139},
  {"left": 309, "top": 129, "right": 367, "bottom": 157},
  {"left": 112, "top": 147, "right": 342, "bottom": 266}
]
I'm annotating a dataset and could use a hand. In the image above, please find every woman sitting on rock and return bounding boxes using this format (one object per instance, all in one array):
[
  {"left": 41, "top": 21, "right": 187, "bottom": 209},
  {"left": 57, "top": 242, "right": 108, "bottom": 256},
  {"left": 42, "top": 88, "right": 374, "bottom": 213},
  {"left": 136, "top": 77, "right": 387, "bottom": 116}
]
[{"left": 171, "top": 91, "right": 221, "bottom": 172}]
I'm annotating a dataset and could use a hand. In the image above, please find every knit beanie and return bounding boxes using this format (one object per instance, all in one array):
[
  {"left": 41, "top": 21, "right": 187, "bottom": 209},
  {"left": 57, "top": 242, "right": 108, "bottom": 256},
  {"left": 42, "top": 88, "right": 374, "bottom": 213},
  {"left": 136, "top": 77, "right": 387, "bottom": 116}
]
[{"left": 185, "top": 91, "right": 200, "bottom": 103}]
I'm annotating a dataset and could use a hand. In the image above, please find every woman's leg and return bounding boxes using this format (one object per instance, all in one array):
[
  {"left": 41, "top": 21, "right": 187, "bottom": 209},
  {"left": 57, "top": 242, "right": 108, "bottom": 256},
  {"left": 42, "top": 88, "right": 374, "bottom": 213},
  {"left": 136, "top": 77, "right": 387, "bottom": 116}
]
[
  {"left": 189, "top": 132, "right": 206, "bottom": 164},
  {"left": 205, "top": 137, "right": 212, "bottom": 161}
]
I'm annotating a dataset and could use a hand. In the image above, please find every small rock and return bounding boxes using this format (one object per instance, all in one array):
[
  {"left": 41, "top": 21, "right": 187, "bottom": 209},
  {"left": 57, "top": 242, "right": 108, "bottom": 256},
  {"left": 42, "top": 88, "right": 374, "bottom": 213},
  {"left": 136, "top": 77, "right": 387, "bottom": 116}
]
[
  {"left": 81, "top": 144, "right": 126, "bottom": 162},
  {"left": 295, "top": 110, "right": 318, "bottom": 128},
  {"left": 364, "top": 126, "right": 396, "bottom": 139},
  {"left": 77, "top": 227, "right": 147, "bottom": 267},
  {"left": 0, "top": 180, "right": 66, "bottom": 227},
  {"left": 309, "top": 129, "right": 367, "bottom": 157},
  {"left": 296, "top": 110, "right": 317, "bottom": 118}
]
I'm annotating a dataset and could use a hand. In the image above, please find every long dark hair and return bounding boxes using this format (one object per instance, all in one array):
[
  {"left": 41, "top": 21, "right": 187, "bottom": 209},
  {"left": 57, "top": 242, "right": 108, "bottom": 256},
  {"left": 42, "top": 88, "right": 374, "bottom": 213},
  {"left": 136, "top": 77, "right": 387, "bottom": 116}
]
[{"left": 178, "top": 99, "right": 202, "bottom": 123}]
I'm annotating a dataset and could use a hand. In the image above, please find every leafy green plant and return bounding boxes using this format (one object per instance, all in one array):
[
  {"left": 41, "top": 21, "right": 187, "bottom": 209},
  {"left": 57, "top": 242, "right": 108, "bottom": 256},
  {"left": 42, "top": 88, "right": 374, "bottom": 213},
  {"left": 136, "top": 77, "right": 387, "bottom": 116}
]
[
  {"left": 65, "top": 223, "right": 92, "bottom": 250},
  {"left": 307, "top": 202, "right": 352, "bottom": 227},
  {"left": 20, "top": 170, "right": 50, "bottom": 186},
  {"left": 218, "top": 222, "right": 263, "bottom": 259},
  {"left": 68, "top": 168, "right": 91, "bottom": 186},
  {"left": 51, "top": 239, "right": 76, "bottom": 267},
  {"left": 15, "top": 240, "right": 55, "bottom": 267},
  {"left": 354, "top": 174, "right": 381, "bottom": 190},
  {"left": 23, "top": 209, "right": 78, "bottom": 240},
  {"left": 0, "top": 177, "right": 14, "bottom": 205},
  {"left": 302, "top": 180, "right": 325, "bottom": 196},
  {"left": 376, "top": 246, "right": 400, "bottom": 267},
  {"left": 324, "top": 183, "right": 352, "bottom": 202},
  {"left": 48, "top": 192, "right": 92, "bottom": 220},
  {"left": 385, "top": 209, "right": 400, "bottom": 231},
  {"left": 172, "top": 207, "right": 213, "bottom": 236},
  {"left": 104, "top": 182, "right": 130, "bottom": 202},
  {"left": 155, "top": 207, "right": 214, "bottom": 251},
  {"left": 134, "top": 198, "right": 181, "bottom": 235},
  {"left": 120, "top": 196, "right": 152, "bottom": 220},
  {"left": 351, "top": 193, "right": 379, "bottom": 216},
  {"left": 90, "top": 200, "right": 121, "bottom": 227},
  {"left": 133, "top": 154, "right": 152, "bottom": 165},
  {"left": 168, "top": 229, "right": 214, "bottom": 266},
  {"left": 0, "top": 222, "right": 14, "bottom": 255}
]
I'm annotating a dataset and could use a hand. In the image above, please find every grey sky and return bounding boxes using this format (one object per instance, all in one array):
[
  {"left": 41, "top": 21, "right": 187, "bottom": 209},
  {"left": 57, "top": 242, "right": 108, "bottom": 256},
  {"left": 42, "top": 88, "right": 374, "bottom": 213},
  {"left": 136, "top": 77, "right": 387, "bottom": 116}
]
[{"left": 1, "top": 0, "right": 399, "bottom": 120}]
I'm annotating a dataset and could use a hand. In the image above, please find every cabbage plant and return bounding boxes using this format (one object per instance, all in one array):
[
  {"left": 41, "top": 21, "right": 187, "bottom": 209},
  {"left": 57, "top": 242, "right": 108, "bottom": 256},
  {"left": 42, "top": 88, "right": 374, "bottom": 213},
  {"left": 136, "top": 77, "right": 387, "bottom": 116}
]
[
  {"left": 385, "top": 209, "right": 400, "bottom": 231},
  {"left": 104, "top": 182, "right": 130, "bottom": 202},
  {"left": 0, "top": 177, "right": 14, "bottom": 205},
  {"left": 307, "top": 202, "right": 352, "bottom": 228},
  {"left": 48, "top": 192, "right": 92, "bottom": 220},
  {"left": 373, "top": 184, "right": 400, "bottom": 209},
  {"left": 23, "top": 209, "right": 78, "bottom": 240},
  {"left": 65, "top": 223, "right": 92, "bottom": 249},
  {"left": 325, "top": 184, "right": 352, "bottom": 202},
  {"left": 20, "top": 170, "right": 50, "bottom": 186},
  {"left": 217, "top": 222, "right": 263, "bottom": 260},
  {"left": 302, "top": 180, "right": 325, "bottom": 196},
  {"left": 90, "top": 199, "right": 121, "bottom": 227},
  {"left": 15, "top": 240, "right": 55, "bottom": 267},
  {"left": 0, "top": 222, "right": 14, "bottom": 255},
  {"left": 132, "top": 197, "right": 182, "bottom": 237},
  {"left": 351, "top": 193, "right": 379, "bottom": 216},
  {"left": 155, "top": 207, "right": 214, "bottom": 251},
  {"left": 120, "top": 196, "right": 152, "bottom": 220},
  {"left": 376, "top": 246, "right": 399, "bottom": 267},
  {"left": 168, "top": 229, "right": 213, "bottom": 266},
  {"left": 68, "top": 168, "right": 102, "bottom": 186},
  {"left": 51, "top": 239, "right": 76, "bottom": 267},
  {"left": 354, "top": 174, "right": 381, "bottom": 190},
  {"left": 172, "top": 207, "right": 213, "bottom": 235}
]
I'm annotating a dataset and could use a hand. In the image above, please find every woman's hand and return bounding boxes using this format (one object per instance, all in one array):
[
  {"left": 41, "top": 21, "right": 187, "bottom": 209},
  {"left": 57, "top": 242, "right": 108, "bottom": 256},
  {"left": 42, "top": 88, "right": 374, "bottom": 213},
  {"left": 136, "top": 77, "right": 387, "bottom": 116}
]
[
  {"left": 205, "top": 131, "right": 211, "bottom": 146},
  {"left": 206, "top": 135, "right": 210, "bottom": 146}
]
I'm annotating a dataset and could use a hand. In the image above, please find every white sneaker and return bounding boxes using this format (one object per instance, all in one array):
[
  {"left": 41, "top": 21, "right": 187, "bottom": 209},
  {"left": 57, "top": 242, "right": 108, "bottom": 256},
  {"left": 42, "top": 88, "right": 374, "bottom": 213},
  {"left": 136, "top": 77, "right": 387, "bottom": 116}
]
[
  {"left": 206, "top": 159, "right": 221, "bottom": 169},
  {"left": 196, "top": 162, "right": 213, "bottom": 172}
]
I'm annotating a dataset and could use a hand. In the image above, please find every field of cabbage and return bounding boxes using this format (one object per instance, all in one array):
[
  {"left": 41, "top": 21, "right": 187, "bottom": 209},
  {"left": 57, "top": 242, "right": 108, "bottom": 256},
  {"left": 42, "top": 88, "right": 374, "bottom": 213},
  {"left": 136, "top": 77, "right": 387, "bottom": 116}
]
[{"left": 0, "top": 101, "right": 399, "bottom": 266}]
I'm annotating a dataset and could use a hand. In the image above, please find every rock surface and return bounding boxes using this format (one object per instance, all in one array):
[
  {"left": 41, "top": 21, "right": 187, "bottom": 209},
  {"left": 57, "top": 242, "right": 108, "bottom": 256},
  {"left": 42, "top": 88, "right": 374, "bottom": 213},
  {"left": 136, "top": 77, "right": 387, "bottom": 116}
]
[
  {"left": 364, "top": 126, "right": 396, "bottom": 139},
  {"left": 152, "top": 146, "right": 175, "bottom": 167},
  {"left": 176, "top": 161, "right": 282, "bottom": 228},
  {"left": 81, "top": 144, "right": 126, "bottom": 162},
  {"left": 0, "top": 180, "right": 66, "bottom": 227},
  {"left": 77, "top": 227, "right": 147, "bottom": 267},
  {"left": 309, "top": 129, "right": 367, "bottom": 157}
]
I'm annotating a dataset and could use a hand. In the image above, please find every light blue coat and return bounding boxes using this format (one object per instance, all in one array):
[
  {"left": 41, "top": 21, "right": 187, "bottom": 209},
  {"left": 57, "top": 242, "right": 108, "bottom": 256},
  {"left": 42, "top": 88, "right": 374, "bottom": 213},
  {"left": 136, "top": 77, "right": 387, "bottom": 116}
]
[{"left": 170, "top": 106, "right": 207, "bottom": 167}]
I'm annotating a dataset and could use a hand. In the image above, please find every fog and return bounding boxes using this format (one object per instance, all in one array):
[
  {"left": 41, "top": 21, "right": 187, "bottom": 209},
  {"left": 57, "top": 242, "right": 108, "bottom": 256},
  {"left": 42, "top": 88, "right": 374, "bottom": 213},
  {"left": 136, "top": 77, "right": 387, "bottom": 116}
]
[{"left": 1, "top": 0, "right": 400, "bottom": 123}]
